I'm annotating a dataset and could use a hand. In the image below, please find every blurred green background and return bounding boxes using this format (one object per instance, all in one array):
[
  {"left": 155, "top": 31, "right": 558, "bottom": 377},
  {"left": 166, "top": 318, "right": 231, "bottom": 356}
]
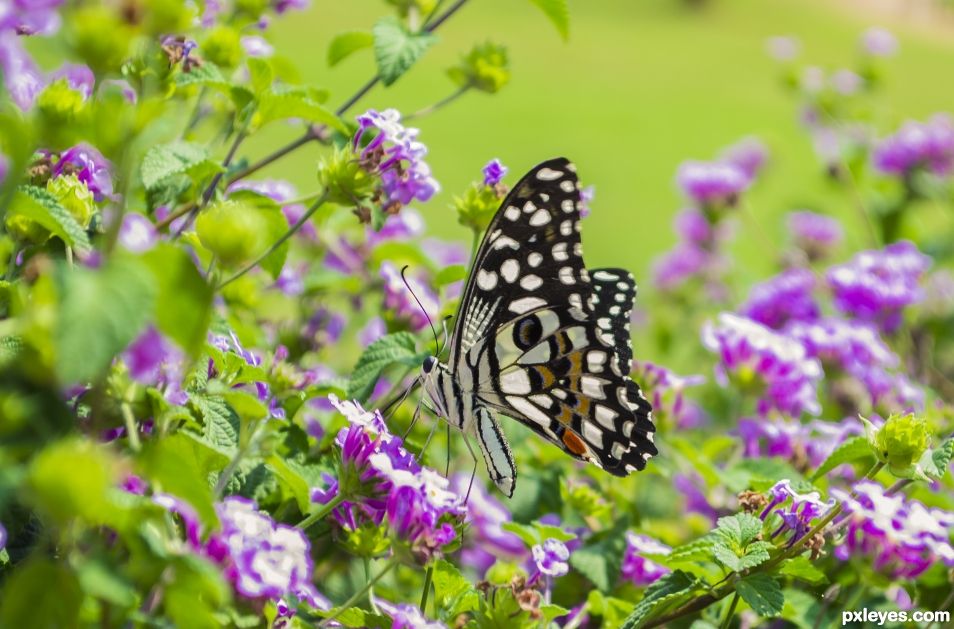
[{"left": 255, "top": 0, "right": 954, "bottom": 303}]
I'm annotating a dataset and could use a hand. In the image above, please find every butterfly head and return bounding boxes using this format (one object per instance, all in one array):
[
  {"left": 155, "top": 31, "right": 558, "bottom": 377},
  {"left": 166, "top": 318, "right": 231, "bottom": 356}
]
[{"left": 422, "top": 356, "right": 437, "bottom": 374}]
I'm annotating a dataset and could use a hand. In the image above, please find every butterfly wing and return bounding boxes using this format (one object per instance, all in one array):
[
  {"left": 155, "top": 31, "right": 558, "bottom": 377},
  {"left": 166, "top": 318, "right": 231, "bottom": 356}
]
[{"left": 450, "top": 158, "right": 656, "bottom": 476}]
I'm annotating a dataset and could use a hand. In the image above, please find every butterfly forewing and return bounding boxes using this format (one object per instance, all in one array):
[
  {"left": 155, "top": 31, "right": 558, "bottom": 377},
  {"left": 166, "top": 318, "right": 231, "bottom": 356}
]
[{"left": 441, "top": 157, "right": 656, "bottom": 495}]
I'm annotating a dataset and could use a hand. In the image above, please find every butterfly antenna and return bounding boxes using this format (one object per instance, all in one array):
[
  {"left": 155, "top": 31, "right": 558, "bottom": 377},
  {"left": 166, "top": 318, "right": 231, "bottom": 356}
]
[
  {"left": 437, "top": 315, "right": 453, "bottom": 356},
  {"left": 400, "top": 265, "right": 439, "bottom": 355}
]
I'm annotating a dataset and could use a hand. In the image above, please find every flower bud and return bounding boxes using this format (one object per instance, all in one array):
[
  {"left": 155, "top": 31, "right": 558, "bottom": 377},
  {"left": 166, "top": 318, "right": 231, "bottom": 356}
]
[
  {"left": 866, "top": 413, "right": 930, "bottom": 476},
  {"left": 317, "top": 146, "right": 376, "bottom": 207},
  {"left": 195, "top": 200, "right": 268, "bottom": 267},
  {"left": 454, "top": 183, "right": 502, "bottom": 233},
  {"left": 201, "top": 26, "right": 243, "bottom": 69},
  {"left": 447, "top": 42, "right": 510, "bottom": 94},
  {"left": 47, "top": 174, "right": 95, "bottom": 228}
]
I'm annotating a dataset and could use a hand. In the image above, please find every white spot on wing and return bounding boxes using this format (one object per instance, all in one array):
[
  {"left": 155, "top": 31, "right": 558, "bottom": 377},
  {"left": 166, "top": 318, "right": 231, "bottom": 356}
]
[
  {"left": 509, "top": 296, "right": 547, "bottom": 314},
  {"left": 500, "top": 369, "right": 532, "bottom": 394},
  {"left": 504, "top": 206, "right": 521, "bottom": 221},
  {"left": 477, "top": 269, "right": 498, "bottom": 290},
  {"left": 595, "top": 404, "right": 618, "bottom": 430},
  {"left": 528, "top": 252, "right": 543, "bottom": 267},
  {"left": 552, "top": 243, "right": 568, "bottom": 261},
  {"left": 506, "top": 395, "right": 555, "bottom": 433},
  {"left": 560, "top": 180, "right": 575, "bottom": 192},
  {"left": 581, "top": 376, "right": 605, "bottom": 399},
  {"left": 501, "top": 259, "right": 519, "bottom": 283},
  {"left": 536, "top": 168, "right": 563, "bottom": 181},
  {"left": 559, "top": 267, "right": 575, "bottom": 285},
  {"left": 520, "top": 274, "right": 543, "bottom": 291},
  {"left": 582, "top": 422, "right": 603, "bottom": 447},
  {"left": 529, "top": 208, "right": 551, "bottom": 226}
]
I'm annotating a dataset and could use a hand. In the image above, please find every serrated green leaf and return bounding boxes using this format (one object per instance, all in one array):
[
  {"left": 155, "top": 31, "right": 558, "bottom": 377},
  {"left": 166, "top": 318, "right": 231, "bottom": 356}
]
[
  {"left": 811, "top": 436, "right": 875, "bottom": 481},
  {"left": 141, "top": 141, "right": 221, "bottom": 191},
  {"left": 778, "top": 555, "right": 828, "bottom": 585},
  {"left": 659, "top": 537, "right": 716, "bottom": 566},
  {"left": 712, "top": 542, "right": 743, "bottom": 572},
  {"left": 9, "top": 186, "right": 92, "bottom": 254},
  {"left": 527, "top": 0, "right": 570, "bottom": 40},
  {"left": 432, "top": 559, "right": 480, "bottom": 618},
  {"left": 540, "top": 604, "right": 570, "bottom": 622},
  {"left": 141, "top": 243, "right": 213, "bottom": 354},
  {"left": 328, "top": 31, "right": 374, "bottom": 66},
  {"left": 714, "top": 512, "right": 764, "bottom": 548},
  {"left": 372, "top": 17, "right": 437, "bottom": 86},
  {"left": 620, "top": 570, "right": 699, "bottom": 629},
  {"left": 347, "top": 332, "right": 421, "bottom": 402},
  {"left": 53, "top": 260, "right": 156, "bottom": 383},
  {"left": 191, "top": 395, "right": 240, "bottom": 456},
  {"left": 140, "top": 433, "right": 221, "bottom": 527},
  {"left": 247, "top": 57, "right": 273, "bottom": 93},
  {"left": 920, "top": 438, "right": 953, "bottom": 480},
  {"left": 255, "top": 87, "right": 346, "bottom": 132},
  {"left": 570, "top": 517, "right": 629, "bottom": 592},
  {"left": 174, "top": 62, "right": 230, "bottom": 89},
  {"left": 736, "top": 573, "right": 784, "bottom": 617}
]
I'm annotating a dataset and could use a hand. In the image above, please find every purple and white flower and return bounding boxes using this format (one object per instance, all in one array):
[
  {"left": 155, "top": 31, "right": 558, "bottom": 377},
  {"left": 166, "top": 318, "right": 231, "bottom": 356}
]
[
  {"left": 621, "top": 533, "right": 671, "bottom": 586},
  {"left": 531, "top": 538, "right": 570, "bottom": 578}
]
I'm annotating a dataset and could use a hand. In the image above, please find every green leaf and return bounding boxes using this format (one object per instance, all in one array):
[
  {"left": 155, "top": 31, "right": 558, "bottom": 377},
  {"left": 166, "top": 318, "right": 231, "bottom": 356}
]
[
  {"left": 9, "top": 186, "right": 92, "bottom": 254},
  {"left": 347, "top": 332, "right": 423, "bottom": 402},
  {"left": 434, "top": 264, "right": 467, "bottom": 286},
  {"left": 28, "top": 438, "right": 119, "bottom": 526},
  {"left": 714, "top": 512, "right": 764, "bottom": 548},
  {"left": 569, "top": 517, "right": 629, "bottom": 591},
  {"left": 0, "top": 559, "right": 82, "bottom": 627},
  {"left": 191, "top": 394, "right": 241, "bottom": 456},
  {"left": 541, "top": 604, "right": 570, "bottom": 622},
  {"left": 255, "top": 86, "right": 346, "bottom": 132},
  {"left": 175, "top": 62, "right": 230, "bottom": 89},
  {"left": 328, "top": 31, "right": 374, "bottom": 66},
  {"left": 501, "top": 521, "right": 576, "bottom": 547},
  {"left": 372, "top": 17, "right": 437, "bottom": 86},
  {"left": 920, "top": 438, "right": 953, "bottom": 480},
  {"left": 247, "top": 57, "right": 273, "bottom": 93},
  {"left": 735, "top": 573, "right": 784, "bottom": 617},
  {"left": 53, "top": 260, "right": 156, "bottom": 383},
  {"left": 140, "top": 433, "right": 221, "bottom": 527},
  {"left": 659, "top": 537, "right": 717, "bottom": 566},
  {"left": 141, "top": 141, "right": 221, "bottom": 191},
  {"left": 432, "top": 559, "right": 480, "bottom": 618},
  {"left": 811, "top": 436, "right": 875, "bottom": 481},
  {"left": 76, "top": 559, "right": 137, "bottom": 606},
  {"left": 778, "top": 555, "right": 828, "bottom": 585},
  {"left": 328, "top": 607, "right": 390, "bottom": 628},
  {"left": 527, "top": 0, "right": 570, "bottom": 40},
  {"left": 142, "top": 244, "right": 213, "bottom": 354},
  {"left": 620, "top": 570, "right": 699, "bottom": 629}
]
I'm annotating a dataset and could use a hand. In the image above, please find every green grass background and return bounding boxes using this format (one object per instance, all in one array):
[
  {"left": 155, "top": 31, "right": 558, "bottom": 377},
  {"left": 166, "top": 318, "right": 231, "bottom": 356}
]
[{"left": 256, "top": 0, "right": 954, "bottom": 300}]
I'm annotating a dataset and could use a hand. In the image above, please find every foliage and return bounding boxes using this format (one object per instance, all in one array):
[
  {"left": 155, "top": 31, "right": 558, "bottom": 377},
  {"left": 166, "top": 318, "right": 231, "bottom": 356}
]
[{"left": 0, "top": 2, "right": 951, "bottom": 628}]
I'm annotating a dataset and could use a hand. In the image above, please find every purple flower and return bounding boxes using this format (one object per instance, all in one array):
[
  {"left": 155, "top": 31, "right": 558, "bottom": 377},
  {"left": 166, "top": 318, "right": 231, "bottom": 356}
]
[
  {"left": 761, "top": 480, "right": 833, "bottom": 544},
  {"left": 787, "top": 211, "right": 843, "bottom": 260},
  {"left": 621, "top": 533, "right": 671, "bottom": 586},
  {"left": 274, "top": 0, "right": 310, "bottom": 14},
  {"left": 673, "top": 208, "right": 726, "bottom": 248},
  {"left": 651, "top": 243, "right": 710, "bottom": 291},
  {"left": 118, "top": 213, "right": 158, "bottom": 253},
  {"left": 375, "top": 598, "right": 446, "bottom": 629},
  {"left": 740, "top": 267, "right": 819, "bottom": 330},
  {"left": 720, "top": 136, "right": 768, "bottom": 181},
  {"left": 274, "top": 264, "right": 305, "bottom": 296},
  {"left": 450, "top": 474, "right": 525, "bottom": 575},
  {"left": 673, "top": 472, "right": 718, "bottom": 521},
  {"left": 380, "top": 261, "right": 439, "bottom": 332},
  {"left": 354, "top": 109, "right": 440, "bottom": 208},
  {"left": 702, "top": 313, "right": 823, "bottom": 417},
  {"left": 482, "top": 158, "right": 507, "bottom": 187},
  {"left": 827, "top": 241, "right": 931, "bottom": 332},
  {"left": 631, "top": 361, "right": 705, "bottom": 428},
  {"left": 830, "top": 69, "right": 863, "bottom": 96},
  {"left": 359, "top": 317, "right": 387, "bottom": 346},
  {"left": 0, "top": 1, "right": 64, "bottom": 36},
  {"left": 208, "top": 497, "right": 329, "bottom": 609},
  {"left": 368, "top": 208, "right": 425, "bottom": 245},
  {"left": 738, "top": 417, "right": 862, "bottom": 469},
  {"left": 579, "top": 184, "right": 595, "bottom": 218},
  {"left": 54, "top": 143, "right": 113, "bottom": 201},
  {"left": 241, "top": 35, "right": 273, "bottom": 58},
  {"left": 0, "top": 36, "right": 43, "bottom": 110},
  {"left": 122, "top": 327, "right": 187, "bottom": 405},
  {"left": 101, "top": 79, "right": 137, "bottom": 103},
  {"left": 861, "top": 27, "right": 898, "bottom": 57},
  {"left": 153, "top": 493, "right": 203, "bottom": 549},
  {"left": 676, "top": 160, "right": 749, "bottom": 207},
  {"left": 228, "top": 178, "right": 297, "bottom": 202},
  {"left": 532, "top": 538, "right": 570, "bottom": 578},
  {"left": 766, "top": 35, "right": 800, "bottom": 61},
  {"left": 872, "top": 115, "right": 954, "bottom": 177},
  {"left": 50, "top": 63, "right": 95, "bottom": 99},
  {"left": 833, "top": 481, "right": 954, "bottom": 578}
]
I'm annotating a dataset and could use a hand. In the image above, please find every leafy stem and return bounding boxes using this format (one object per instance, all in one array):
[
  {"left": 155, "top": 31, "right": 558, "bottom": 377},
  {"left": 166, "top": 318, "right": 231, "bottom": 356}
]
[
  {"left": 404, "top": 86, "right": 470, "bottom": 121},
  {"left": 420, "top": 564, "right": 434, "bottom": 613},
  {"left": 720, "top": 592, "right": 740, "bottom": 629},
  {"left": 217, "top": 191, "right": 329, "bottom": 289}
]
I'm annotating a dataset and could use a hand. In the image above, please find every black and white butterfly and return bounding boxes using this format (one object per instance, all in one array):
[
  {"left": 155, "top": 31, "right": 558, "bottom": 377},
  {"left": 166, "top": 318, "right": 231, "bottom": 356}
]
[{"left": 420, "top": 157, "right": 656, "bottom": 497}]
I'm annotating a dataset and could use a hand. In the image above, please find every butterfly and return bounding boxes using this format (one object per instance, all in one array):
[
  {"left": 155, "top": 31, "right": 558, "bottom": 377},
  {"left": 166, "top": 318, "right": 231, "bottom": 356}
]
[{"left": 420, "top": 157, "right": 657, "bottom": 497}]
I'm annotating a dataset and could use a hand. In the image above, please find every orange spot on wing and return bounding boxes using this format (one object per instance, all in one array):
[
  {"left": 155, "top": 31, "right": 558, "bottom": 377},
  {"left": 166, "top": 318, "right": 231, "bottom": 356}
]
[{"left": 562, "top": 431, "right": 587, "bottom": 456}]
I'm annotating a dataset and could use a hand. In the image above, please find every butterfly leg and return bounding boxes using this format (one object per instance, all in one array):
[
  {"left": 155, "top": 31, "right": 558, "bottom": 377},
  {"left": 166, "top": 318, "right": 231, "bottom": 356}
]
[
  {"left": 459, "top": 434, "right": 480, "bottom": 503},
  {"left": 473, "top": 403, "right": 517, "bottom": 498}
]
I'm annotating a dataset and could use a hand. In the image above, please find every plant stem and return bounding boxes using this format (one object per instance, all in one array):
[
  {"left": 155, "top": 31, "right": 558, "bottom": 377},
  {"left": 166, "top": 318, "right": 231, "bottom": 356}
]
[
  {"left": 420, "top": 565, "right": 433, "bottom": 613},
  {"left": 155, "top": 202, "right": 196, "bottom": 231},
  {"left": 404, "top": 86, "right": 470, "bottom": 121},
  {"left": 318, "top": 560, "right": 397, "bottom": 627},
  {"left": 298, "top": 492, "right": 346, "bottom": 531},
  {"left": 120, "top": 401, "right": 141, "bottom": 452},
  {"left": 720, "top": 593, "right": 740, "bottom": 629},
  {"left": 217, "top": 192, "right": 329, "bottom": 289}
]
